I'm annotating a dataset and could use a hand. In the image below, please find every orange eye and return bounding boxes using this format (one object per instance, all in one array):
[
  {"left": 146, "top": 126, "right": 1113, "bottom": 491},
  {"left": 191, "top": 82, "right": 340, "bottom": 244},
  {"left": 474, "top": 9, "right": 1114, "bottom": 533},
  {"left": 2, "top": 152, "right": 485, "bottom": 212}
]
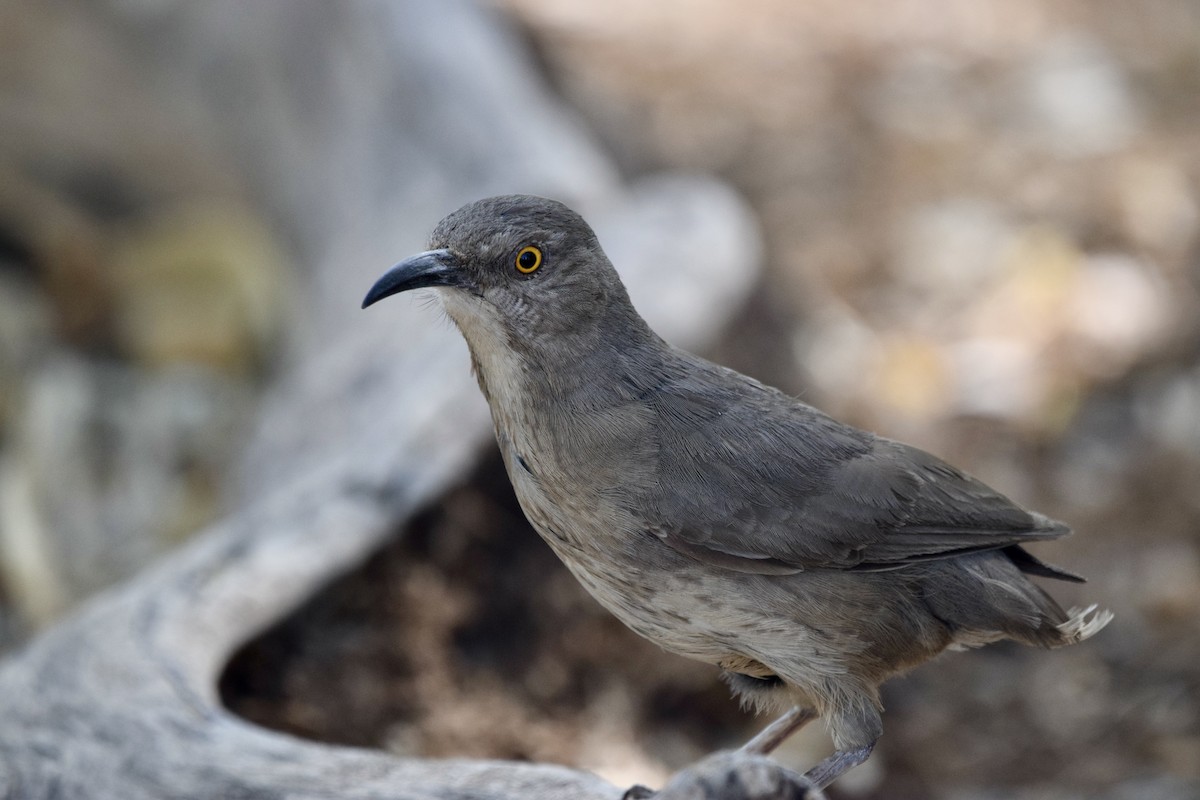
[{"left": 515, "top": 245, "right": 542, "bottom": 274}]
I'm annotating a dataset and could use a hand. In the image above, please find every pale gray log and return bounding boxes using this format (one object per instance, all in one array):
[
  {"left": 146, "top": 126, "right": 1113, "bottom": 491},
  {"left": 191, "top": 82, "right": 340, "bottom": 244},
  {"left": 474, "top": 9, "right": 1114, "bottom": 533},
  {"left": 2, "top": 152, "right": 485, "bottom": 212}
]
[{"left": 0, "top": 0, "right": 821, "bottom": 798}]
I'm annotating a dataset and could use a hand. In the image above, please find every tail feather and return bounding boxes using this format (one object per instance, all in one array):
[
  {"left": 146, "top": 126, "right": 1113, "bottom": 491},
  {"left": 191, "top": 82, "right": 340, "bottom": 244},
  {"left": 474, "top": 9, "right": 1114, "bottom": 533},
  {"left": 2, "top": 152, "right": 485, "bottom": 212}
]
[
  {"left": 1005, "top": 545, "right": 1086, "bottom": 583},
  {"left": 1056, "top": 604, "right": 1114, "bottom": 644},
  {"left": 924, "top": 552, "right": 1112, "bottom": 649}
]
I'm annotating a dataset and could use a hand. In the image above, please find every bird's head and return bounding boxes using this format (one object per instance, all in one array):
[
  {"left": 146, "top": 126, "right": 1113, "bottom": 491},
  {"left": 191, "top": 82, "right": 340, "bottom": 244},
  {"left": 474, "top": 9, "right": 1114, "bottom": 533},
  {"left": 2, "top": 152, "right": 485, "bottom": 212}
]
[{"left": 362, "top": 195, "right": 642, "bottom": 348}]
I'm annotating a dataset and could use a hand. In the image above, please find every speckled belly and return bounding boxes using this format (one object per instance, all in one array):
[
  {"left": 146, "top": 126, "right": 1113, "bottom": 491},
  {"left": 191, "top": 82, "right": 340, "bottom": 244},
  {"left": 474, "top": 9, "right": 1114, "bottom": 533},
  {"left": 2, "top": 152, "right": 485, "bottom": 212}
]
[{"left": 508, "top": 464, "right": 770, "bottom": 668}]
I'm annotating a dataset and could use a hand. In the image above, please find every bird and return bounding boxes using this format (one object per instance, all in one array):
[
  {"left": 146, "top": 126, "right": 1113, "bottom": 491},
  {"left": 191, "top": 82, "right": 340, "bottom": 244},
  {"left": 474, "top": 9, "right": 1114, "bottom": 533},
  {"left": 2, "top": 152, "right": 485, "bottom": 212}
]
[{"left": 361, "top": 194, "right": 1112, "bottom": 790}]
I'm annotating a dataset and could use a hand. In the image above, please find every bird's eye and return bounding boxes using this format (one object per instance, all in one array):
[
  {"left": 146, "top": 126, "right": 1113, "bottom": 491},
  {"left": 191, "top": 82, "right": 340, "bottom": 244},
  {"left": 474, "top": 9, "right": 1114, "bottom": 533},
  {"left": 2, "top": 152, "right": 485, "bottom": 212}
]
[{"left": 515, "top": 245, "right": 542, "bottom": 274}]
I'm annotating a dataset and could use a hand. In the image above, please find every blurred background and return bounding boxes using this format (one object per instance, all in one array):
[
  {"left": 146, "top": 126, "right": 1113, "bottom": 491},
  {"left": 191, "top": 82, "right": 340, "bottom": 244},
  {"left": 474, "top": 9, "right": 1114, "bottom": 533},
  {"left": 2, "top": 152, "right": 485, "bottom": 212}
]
[{"left": 3, "top": 1, "right": 1199, "bottom": 798}]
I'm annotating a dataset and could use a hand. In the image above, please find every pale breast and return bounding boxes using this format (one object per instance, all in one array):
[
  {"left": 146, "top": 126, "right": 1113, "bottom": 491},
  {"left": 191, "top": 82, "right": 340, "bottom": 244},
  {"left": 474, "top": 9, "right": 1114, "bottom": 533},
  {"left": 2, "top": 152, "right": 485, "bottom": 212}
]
[{"left": 501, "top": 429, "right": 754, "bottom": 666}]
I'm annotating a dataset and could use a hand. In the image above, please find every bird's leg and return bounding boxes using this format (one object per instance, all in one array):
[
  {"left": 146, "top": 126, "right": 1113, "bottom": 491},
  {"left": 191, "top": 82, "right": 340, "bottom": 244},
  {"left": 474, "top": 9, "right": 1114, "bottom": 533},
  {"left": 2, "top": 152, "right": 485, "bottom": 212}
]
[
  {"left": 740, "top": 706, "right": 818, "bottom": 755},
  {"left": 803, "top": 742, "right": 875, "bottom": 789}
]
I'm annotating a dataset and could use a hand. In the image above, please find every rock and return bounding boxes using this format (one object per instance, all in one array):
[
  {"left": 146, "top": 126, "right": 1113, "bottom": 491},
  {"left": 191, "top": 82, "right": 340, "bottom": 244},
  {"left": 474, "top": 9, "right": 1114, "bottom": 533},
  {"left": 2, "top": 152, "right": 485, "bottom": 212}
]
[
  {"left": 1016, "top": 33, "right": 1141, "bottom": 157},
  {"left": 892, "top": 198, "right": 1014, "bottom": 307},
  {"left": 1063, "top": 253, "right": 1172, "bottom": 377}
]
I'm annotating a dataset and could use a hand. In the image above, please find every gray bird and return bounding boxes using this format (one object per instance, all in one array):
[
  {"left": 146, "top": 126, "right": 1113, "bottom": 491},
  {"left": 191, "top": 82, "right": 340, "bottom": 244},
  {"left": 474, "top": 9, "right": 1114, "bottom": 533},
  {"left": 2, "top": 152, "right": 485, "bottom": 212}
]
[{"left": 362, "top": 195, "right": 1111, "bottom": 790}]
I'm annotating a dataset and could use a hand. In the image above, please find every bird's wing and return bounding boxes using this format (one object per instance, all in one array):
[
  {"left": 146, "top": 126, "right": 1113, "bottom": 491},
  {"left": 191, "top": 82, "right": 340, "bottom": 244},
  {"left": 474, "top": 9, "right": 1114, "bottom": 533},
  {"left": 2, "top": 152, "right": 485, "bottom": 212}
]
[{"left": 638, "top": 361, "right": 1070, "bottom": 575}]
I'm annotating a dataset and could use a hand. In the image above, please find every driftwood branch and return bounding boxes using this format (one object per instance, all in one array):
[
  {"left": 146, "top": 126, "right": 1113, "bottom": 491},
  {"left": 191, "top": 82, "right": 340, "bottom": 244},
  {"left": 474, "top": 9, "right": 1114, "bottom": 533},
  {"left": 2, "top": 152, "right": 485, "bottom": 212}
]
[{"left": 0, "top": 1, "right": 821, "bottom": 797}]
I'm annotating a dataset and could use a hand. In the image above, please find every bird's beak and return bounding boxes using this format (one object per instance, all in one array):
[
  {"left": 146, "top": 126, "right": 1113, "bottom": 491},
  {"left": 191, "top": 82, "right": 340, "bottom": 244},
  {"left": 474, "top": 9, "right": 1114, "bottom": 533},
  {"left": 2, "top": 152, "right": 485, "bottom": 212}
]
[{"left": 361, "top": 248, "right": 464, "bottom": 309}]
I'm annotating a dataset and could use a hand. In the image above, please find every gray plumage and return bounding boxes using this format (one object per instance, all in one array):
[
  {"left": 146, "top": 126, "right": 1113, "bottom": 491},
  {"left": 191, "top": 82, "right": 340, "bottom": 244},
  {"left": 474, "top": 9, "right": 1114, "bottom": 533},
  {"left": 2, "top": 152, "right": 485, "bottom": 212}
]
[{"left": 362, "top": 194, "right": 1111, "bottom": 790}]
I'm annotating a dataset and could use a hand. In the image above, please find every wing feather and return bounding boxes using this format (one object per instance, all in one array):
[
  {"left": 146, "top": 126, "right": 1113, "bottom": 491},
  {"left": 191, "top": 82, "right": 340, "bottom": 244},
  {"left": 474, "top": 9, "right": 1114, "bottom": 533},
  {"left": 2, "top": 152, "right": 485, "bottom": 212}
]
[{"left": 637, "top": 355, "right": 1071, "bottom": 575}]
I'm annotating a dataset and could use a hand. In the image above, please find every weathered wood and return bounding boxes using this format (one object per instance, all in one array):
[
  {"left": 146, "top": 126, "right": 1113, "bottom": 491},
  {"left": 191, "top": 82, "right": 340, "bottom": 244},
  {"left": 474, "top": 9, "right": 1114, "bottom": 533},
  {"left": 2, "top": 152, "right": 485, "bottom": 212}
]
[{"left": 0, "top": 1, "right": 822, "bottom": 798}]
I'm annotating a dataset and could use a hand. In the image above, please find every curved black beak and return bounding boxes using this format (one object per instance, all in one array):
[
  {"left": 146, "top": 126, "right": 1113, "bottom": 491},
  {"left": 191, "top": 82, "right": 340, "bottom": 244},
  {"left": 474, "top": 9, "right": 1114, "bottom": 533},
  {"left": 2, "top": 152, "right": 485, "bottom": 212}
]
[{"left": 361, "top": 248, "right": 463, "bottom": 308}]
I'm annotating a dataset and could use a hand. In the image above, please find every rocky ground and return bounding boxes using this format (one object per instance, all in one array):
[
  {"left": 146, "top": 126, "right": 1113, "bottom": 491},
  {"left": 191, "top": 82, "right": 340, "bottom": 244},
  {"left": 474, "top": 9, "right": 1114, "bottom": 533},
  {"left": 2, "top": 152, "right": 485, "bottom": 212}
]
[{"left": 5, "top": 1, "right": 1200, "bottom": 798}]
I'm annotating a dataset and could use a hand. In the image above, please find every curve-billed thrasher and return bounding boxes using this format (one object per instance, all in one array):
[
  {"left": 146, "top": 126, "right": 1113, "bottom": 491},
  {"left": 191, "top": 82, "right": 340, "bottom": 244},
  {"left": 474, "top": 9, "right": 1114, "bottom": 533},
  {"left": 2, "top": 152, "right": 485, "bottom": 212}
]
[{"left": 362, "top": 195, "right": 1111, "bottom": 789}]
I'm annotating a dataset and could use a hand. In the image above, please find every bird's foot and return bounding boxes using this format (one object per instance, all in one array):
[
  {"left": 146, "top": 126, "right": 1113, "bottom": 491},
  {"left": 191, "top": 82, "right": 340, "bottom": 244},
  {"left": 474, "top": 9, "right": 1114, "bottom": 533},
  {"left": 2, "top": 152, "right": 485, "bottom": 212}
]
[{"left": 802, "top": 742, "right": 875, "bottom": 789}]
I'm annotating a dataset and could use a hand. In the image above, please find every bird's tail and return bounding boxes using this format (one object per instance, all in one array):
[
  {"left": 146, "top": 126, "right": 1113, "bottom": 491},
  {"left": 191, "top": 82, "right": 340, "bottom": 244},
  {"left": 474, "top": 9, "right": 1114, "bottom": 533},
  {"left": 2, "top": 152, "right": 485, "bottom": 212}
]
[{"left": 925, "top": 552, "right": 1112, "bottom": 649}]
